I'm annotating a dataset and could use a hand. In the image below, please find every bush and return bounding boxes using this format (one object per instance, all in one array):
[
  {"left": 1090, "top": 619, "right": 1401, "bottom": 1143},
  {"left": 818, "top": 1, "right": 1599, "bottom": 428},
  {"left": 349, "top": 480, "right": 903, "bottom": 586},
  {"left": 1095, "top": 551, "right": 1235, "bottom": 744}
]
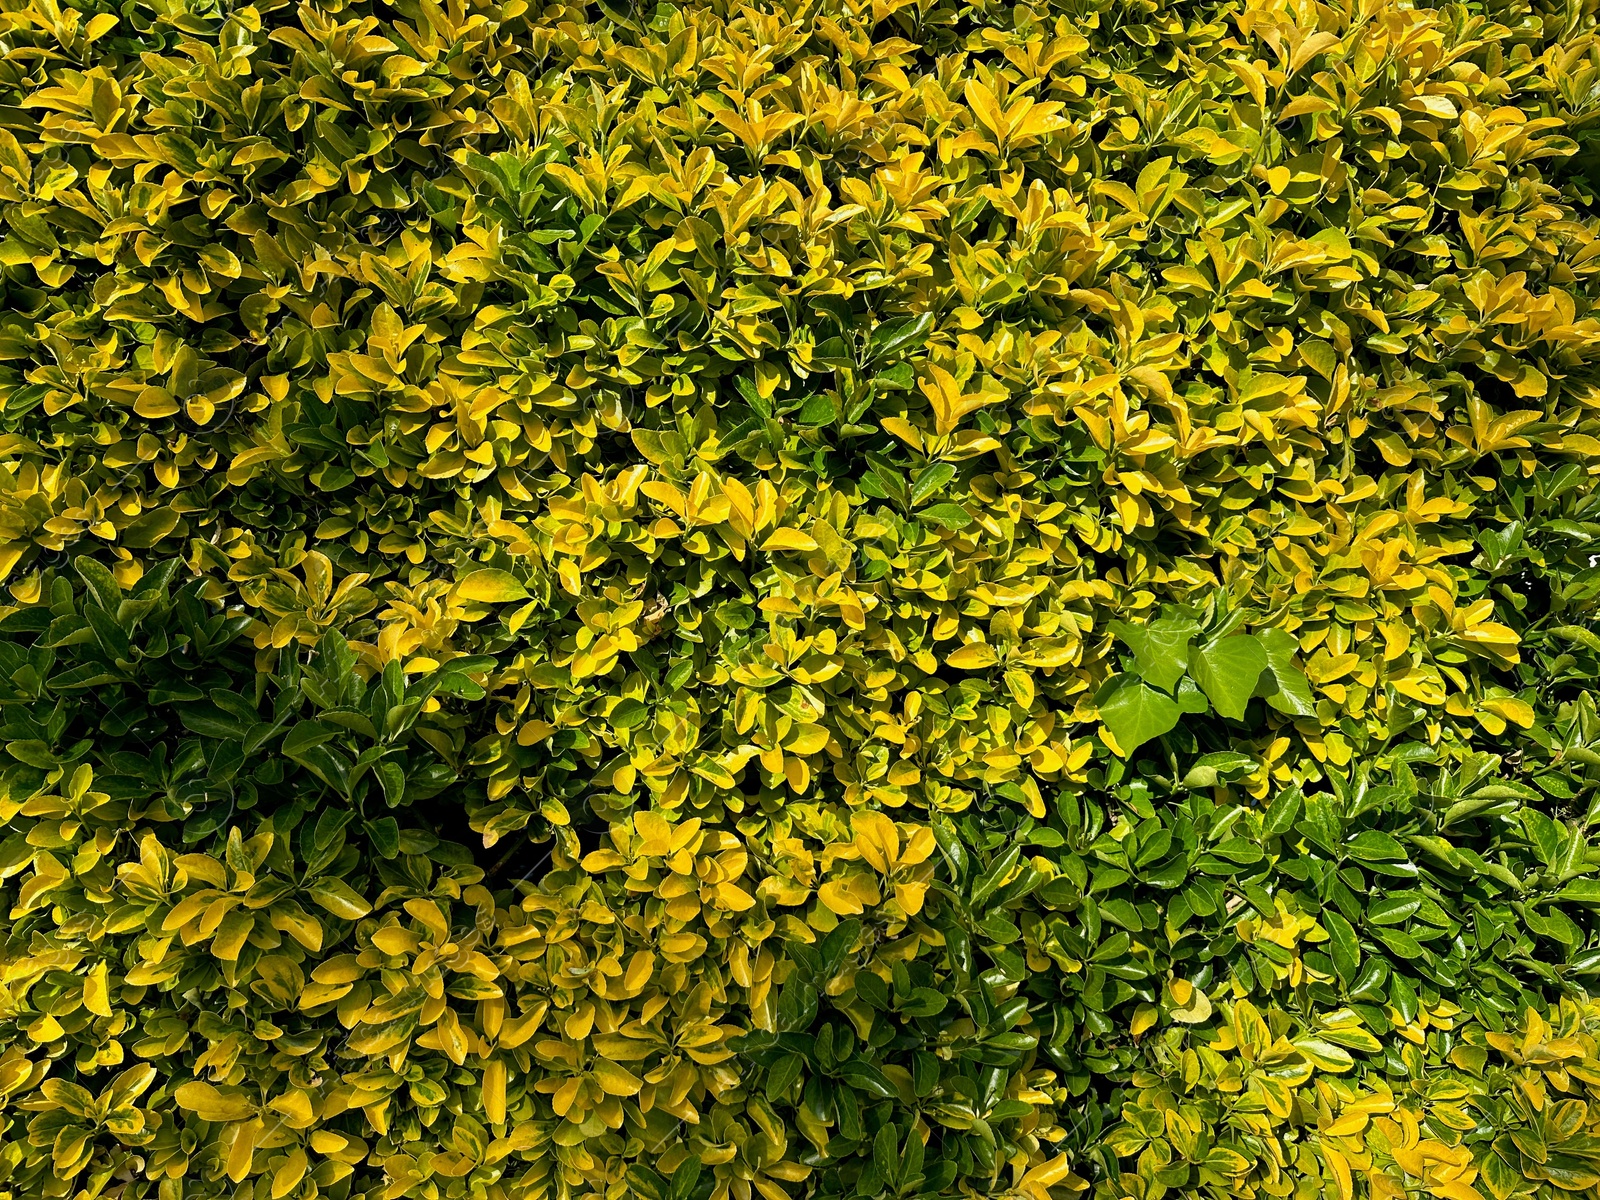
[{"left": 0, "top": 0, "right": 1598, "bottom": 1197}]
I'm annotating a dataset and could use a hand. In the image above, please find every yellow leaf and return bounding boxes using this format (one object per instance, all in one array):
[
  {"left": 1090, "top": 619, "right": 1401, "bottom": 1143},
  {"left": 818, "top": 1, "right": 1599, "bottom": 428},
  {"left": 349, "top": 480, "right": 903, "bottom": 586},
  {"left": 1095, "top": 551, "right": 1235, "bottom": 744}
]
[
  {"left": 880, "top": 416, "right": 925, "bottom": 450},
  {"left": 761, "top": 528, "right": 819, "bottom": 552},
  {"left": 309, "top": 1130, "right": 350, "bottom": 1156},
  {"left": 272, "top": 1148, "right": 308, "bottom": 1199},
  {"left": 176, "top": 1081, "right": 256, "bottom": 1123},
  {"left": 899, "top": 827, "right": 936, "bottom": 867},
  {"left": 784, "top": 723, "right": 830, "bottom": 754},
  {"left": 946, "top": 642, "right": 999, "bottom": 670},
  {"left": 483, "top": 1058, "right": 507, "bottom": 1126},
  {"left": 919, "top": 364, "right": 1000, "bottom": 436},
  {"left": 1229, "top": 59, "right": 1267, "bottom": 108},
  {"left": 1325, "top": 1112, "right": 1369, "bottom": 1137},
  {"left": 1323, "top": 1146, "right": 1354, "bottom": 1200},
  {"left": 592, "top": 1059, "right": 643, "bottom": 1096},
  {"left": 227, "top": 1118, "right": 261, "bottom": 1183},
  {"left": 641, "top": 480, "right": 689, "bottom": 516},
  {"left": 1007, "top": 99, "right": 1067, "bottom": 145},
  {"left": 1481, "top": 696, "right": 1534, "bottom": 728},
  {"left": 818, "top": 878, "right": 865, "bottom": 915},
  {"left": 1020, "top": 1153, "right": 1082, "bottom": 1197},
  {"left": 893, "top": 880, "right": 928, "bottom": 915},
  {"left": 133, "top": 387, "right": 179, "bottom": 419},
  {"left": 404, "top": 897, "right": 449, "bottom": 940},
  {"left": 1460, "top": 622, "right": 1518, "bottom": 647},
  {"left": 267, "top": 1089, "right": 315, "bottom": 1128},
  {"left": 853, "top": 810, "right": 900, "bottom": 873},
  {"left": 309, "top": 878, "right": 372, "bottom": 920},
  {"left": 1289, "top": 31, "right": 1343, "bottom": 76},
  {"left": 1232, "top": 998, "right": 1271, "bottom": 1061},
  {"left": 1168, "top": 979, "right": 1213, "bottom": 1024},
  {"left": 963, "top": 79, "right": 1007, "bottom": 140},
  {"left": 456, "top": 568, "right": 529, "bottom": 603},
  {"left": 83, "top": 960, "right": 111, "bottom": 1017},
  {"left": 1005, "top": 666, "right": 1036, "bottom": 708},
  {"left": 518, "top": 720, "right": 556, "bottom": 746}
]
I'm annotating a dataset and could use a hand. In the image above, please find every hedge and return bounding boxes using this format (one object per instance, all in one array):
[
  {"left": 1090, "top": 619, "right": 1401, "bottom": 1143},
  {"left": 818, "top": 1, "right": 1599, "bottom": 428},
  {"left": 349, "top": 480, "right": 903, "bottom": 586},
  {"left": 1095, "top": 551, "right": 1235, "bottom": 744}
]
[{"left": 0, "top": 0, "right": 1599, "bottom": 1198}]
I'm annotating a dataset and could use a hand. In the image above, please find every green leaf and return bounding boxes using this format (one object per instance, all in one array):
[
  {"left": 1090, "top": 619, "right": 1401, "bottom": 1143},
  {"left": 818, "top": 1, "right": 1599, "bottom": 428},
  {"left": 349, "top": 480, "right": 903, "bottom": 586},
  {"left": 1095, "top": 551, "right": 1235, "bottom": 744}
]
[
  {"left": 1479, "top": 1151, "right": 1522, "bottom": 1200},
  {"left": 874, "top": 1123, "right": 901, "bottom": 1187},
  {"left": 901, "top": 987, "right": 947, "bottom": 1017},
  {"left": 610, "top": 698, "right": 649, "bottom": 729},
  {"left": 1324, "top": 910, "right": 1361, "bottom": 983},
  {"left": 122, "top": 506, "right": 180, "bottom": 549},
  {"left": 870, "top": 361, "right": 916, "bottom": 392},
  {"left": 366, "top": 817, "right": 402, "bottom": 858},
  {"left": 1257, "top": 627, "right": 1316, "bottom": 717},
  {"left": 1374, "top": 926, "right": 1425, "bottom": 959},
  {"left": 73, "top": 556, "right": 122, "bottom": 611},
  {"left": 920, "top": 502, "right": 972, "bottom": 529},
  {"left": 282, "top": 720, "right": 337, "bottom": 757},
  {"left": 969, "top": 845, "right": 1021, "bottom": 910},
  {"left": 838, "top": 1060, "right": 897, "bottom": 1099},
  {"left": 1108, "top": 614, "right": 1199, "bottom": 692},
  {"left": 767, "top": 1053, "right": 805, "bottom": 1098},
  {"left": 1181, "top": 752, "right": 1255, "bottom": 791},
  {"left": 797, "top": 394, "right": 836, "bottom": 425},
  {"left": 1345, "top": 830, "right": 1409, "bottom": 863},
  {"left": 670, "top": 1157, "right": 702, "bottom": 1200},
  {"left": 376, "top": 761, "right": 407, "bottom": 806},
  {"left": 1175, "top": 675, "right": 1209, "bottom": 714},
  {"left": 910, "top": 464, "right": 956, "bottom": 506},
  {"left": 1367, "top": 894, "right": 1420, "bottom": 925},
  {"left": 866, "top": 311, "right": 934, "bottom": 362},
  {"left": 1559, "top": 879, "right": 1600, "bottom": 905},
  {"left": 1189, "top": 634, "right": 1268, "bottom": 720},
  {"left": 178, "top": 705, "right": 251, "bottom": 740},
  {"left": 1261, "top": 784, "right": 1302, "bottom": 837},
  {"left": 1098, "top": 676, "right": 1181, "bottom": 755}
]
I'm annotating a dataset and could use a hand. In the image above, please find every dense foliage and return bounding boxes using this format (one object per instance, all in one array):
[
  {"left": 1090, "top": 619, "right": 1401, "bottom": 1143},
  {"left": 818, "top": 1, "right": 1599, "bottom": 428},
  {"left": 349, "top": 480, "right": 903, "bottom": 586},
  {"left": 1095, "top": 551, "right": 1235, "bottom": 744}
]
[{"left": 1, "top": 0, "right": 1600, "bottom": 1197}]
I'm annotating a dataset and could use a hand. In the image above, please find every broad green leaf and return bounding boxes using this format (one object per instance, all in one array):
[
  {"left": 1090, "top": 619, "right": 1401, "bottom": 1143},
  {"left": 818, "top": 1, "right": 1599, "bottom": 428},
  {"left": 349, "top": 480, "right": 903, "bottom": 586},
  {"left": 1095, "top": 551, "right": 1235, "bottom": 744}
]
[
  {"left": 1261, "top": 784, "right": 1302, "bottom": 837},
  {"left": 867, "top": 312, "right": 935, "bottom": 362},
  {"left": 1367, "top": 894, "right": 1420, "bottom": 925},
  {"left": 1345, "top": 830, "right": 1409, "bottom": 863},
  {"left": 1098, "top": 676, "right": 1182, "bottom": 755},
  {"left": 1189, "top": 634, "right": 1268, "bottom": 720},
  {"left": 1257, "top": 627, "right": 1316, "bottom": 717},
  {"left": 797, "top": 394, "right": 835, "bottom": 425},
  {"left": 1108, "top": 614, "right": 1199, "bottom": 693},
  {"left": 919, "top": 503, "right": 972, "bottom": 529},
  {"left": 910, "top": 464, "right": 956, "bottom": 506}
]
